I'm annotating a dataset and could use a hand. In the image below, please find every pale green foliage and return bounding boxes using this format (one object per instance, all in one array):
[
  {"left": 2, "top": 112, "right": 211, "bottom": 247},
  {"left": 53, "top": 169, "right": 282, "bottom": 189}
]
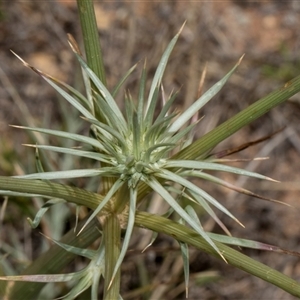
[{"left": 0, "top": 27, "right": 286, "bottom": 298}]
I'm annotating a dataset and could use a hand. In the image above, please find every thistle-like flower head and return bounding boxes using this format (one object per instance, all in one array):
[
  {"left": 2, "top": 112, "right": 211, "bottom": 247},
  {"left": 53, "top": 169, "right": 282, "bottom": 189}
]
[{"left": 12, "top": 26, "right": 279, "bottom": 286}]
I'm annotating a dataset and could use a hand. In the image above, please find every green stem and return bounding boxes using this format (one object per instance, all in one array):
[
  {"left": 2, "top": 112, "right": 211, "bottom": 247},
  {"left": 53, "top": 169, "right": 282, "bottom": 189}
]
[
  {"left": 76, "top": 0, "right": 113, "bottom": 194},
  {"left": 135, "top": 211, "right": 300, "bottom": 298},
  {"left": 0, "top": 176, "right": 102, "bottom": 210},
  {"left": 176, "top": 75, "right": 300, "bottom": 160},
  {"left": 103, "top": 214, "right": 121, "bottom": 299},
  {"left": 76, "top": 0, "right": 106, "bottom": 86}
]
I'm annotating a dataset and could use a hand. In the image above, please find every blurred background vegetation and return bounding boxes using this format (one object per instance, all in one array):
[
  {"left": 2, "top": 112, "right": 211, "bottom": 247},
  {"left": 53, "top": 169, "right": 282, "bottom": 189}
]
[{"left": 0, "top": 1, "right": 300, "bottom": 299}]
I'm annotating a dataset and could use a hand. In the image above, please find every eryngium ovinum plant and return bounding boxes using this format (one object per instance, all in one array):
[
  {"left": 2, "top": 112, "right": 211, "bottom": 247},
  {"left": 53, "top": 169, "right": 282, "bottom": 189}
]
[{"left": 1, "top": 24, "right": 300, "bottom": 299}]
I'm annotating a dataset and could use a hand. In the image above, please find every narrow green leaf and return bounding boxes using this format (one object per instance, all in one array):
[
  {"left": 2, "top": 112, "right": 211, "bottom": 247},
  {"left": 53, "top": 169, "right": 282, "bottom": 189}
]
[
  {"left": 11, "top": 51, "right": 94, "bottom": 119},
  {"left": 80, "top": 56, "right": 95, "bottom": 114},
  {"left": 143, "top": 143, "right": 174, "bottom": 162},
  {"left": 93, "top": 92, "right": 127, "bottom": 133},
  {"left": 62, "top": 271, "right": 92, "bottom": 300},
  {"left": 0, "top": 271, "right": 82, "bottom": 283},
  {"left": 47, "top": 72, "right": 92, "bottom": 113},
  {"left": 165, "top": 160, "right": 277, "bottom": 182},
  {"left": 41, "top": 75, "right": 95, "bottom": 120},
  {"left": 91, "top": 243, "right": 106, "bottom": 299},
  {"left": 185, "top": 205, "right": 202, "bottom": 227},
  {"left": 145, "top": 112, "right": 177, "bottom": 145},
  {"left": 34, "top": 147, "right": 45, "bottom": 173},
  {"left": 92, "top": 129, "right": 124, "bottom": 161},
  {"left": 166, "top": 122, "right": 198, "bottom": 145},
  {"left": 70, "top": 51, "right": 127, "bottom": 133},
  {"left": 188, "top": 190, "right": 232, "bottom": 236},
  {"left": 109, "top": 188, "right": 137, "bottom": 289},
  {"left": 208, "top": 233, "right": 277, "bottom": 251},
  {"left": 169, "top": 56, "right": 243, "bottom": 133},
  {"left": 187, "top": 171, "right": 286, "bottom": 205},
  {"left": 78, "top": 179, "right": 124, "bottom": 235},
  {"left": 137, "top": 60, "right": 147, "bottom": 127},
  {"left": 82, "top": 117, "right": 128, "bottom": 150},
  {"left": 132, "top": 113, "right": 141, "bottom": 159},
  {"left": 124, "top": 91, "right": 135, "bottom": 132},
  {"left": 167, "top": 185, "right": 231, "bottom": 236},
  {"left": 154, "top": 90, "right": 178, "bottom": 124},
  {"left": 14, "top": 168, "right": 118, "bottom": 180},
  {"left": 28, "top": 199, "right": 66, "bottom": 228},
  {"left": 157, "top": 169, "right": 243, "bottom": 227},
  {"left": 112, "top": 63, "right": 138, "bottom": 98},
  {"left": 41, "top": 235, "right": 96, "bottom": 259},
  {"left": 178, "top": 218, "right": 190, "bottom": 298},
  {"left": 11, "top": 125, "right": 107, "bottom": 153},
  {"left": 146, "top": 23, "right": 185, "bottom": 112},
  {"left": 145, "top": 176, "right": 226, "bottom": 261},
  {"left": 91, "top": 272, "right": 102, "bottom": 300},
  {"left": 26, "top": 144, "right": 114, "bottom": 165},
  {"left": 144, "top": 86, "right": 159, "bottom": 131}
]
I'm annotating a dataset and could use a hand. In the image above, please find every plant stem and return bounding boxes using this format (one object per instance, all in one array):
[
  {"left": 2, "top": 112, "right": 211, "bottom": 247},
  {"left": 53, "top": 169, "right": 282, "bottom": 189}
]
[
  {"left": 103, "top": 214, "right": 121, "bottom": 299},
  {"left": 75, "top": 4, "right": 122, "bottom": 298},
  {"left": 76, "top": 0, "right": 106, "bottom": 86},
  {"left": 176, "top": 75, "right": 300, "bottom": 160},
  {"left": 0, "top": 177, "right": 102, "bottom": 210},
  {"left": 135, "top": 211, "right": 300, "bottom": 298},
  {"left": 76, "top": 0, "right": 114, "bottom": 193}
]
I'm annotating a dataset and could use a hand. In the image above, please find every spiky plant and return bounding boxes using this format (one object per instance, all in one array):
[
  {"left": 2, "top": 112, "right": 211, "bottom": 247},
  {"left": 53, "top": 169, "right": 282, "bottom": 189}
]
[{"left": 1, "top": 1, "right": 300, "bottom": 299}]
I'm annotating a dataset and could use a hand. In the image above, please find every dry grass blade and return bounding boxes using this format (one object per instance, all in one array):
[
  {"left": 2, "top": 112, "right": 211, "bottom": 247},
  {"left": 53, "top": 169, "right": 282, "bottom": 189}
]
[{"left": 210, "top": 128, "right": 286, "bottom": 158}]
